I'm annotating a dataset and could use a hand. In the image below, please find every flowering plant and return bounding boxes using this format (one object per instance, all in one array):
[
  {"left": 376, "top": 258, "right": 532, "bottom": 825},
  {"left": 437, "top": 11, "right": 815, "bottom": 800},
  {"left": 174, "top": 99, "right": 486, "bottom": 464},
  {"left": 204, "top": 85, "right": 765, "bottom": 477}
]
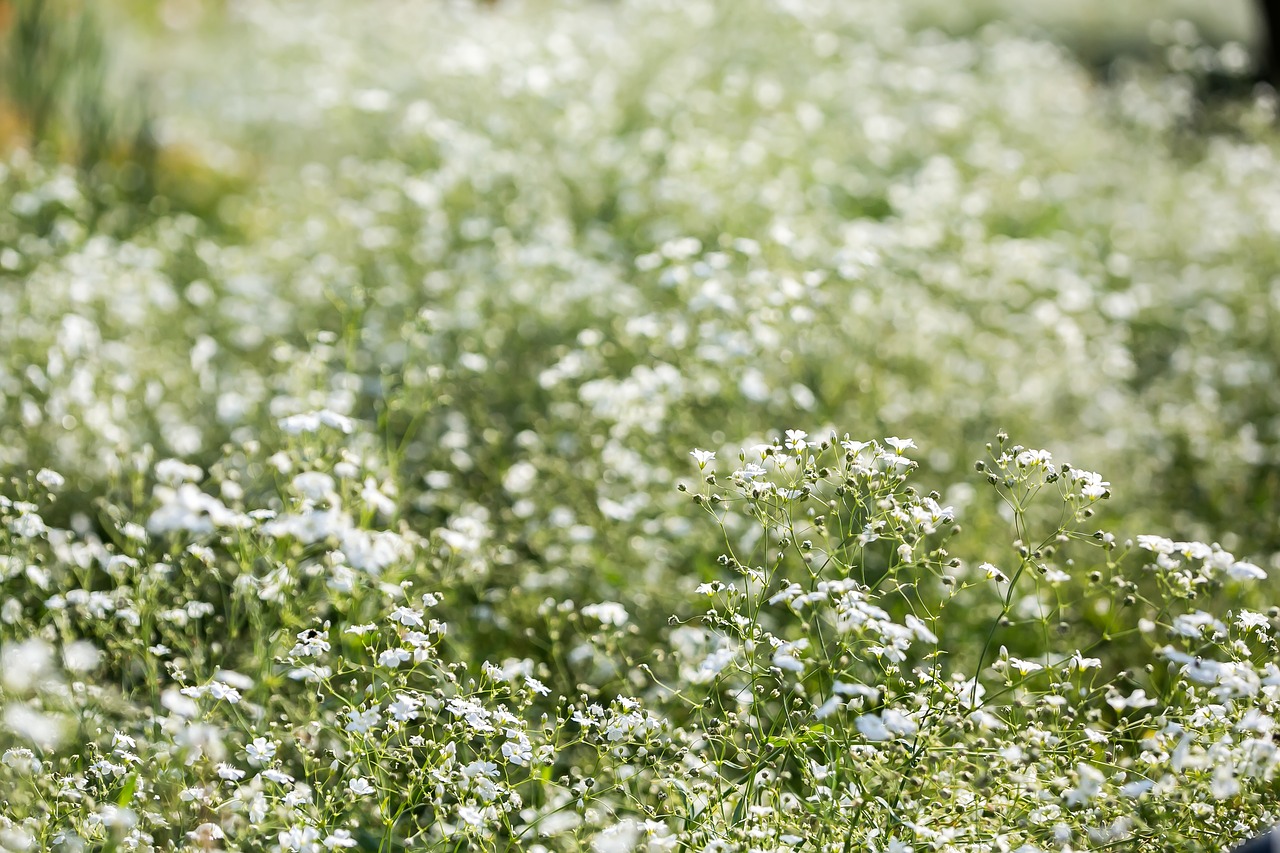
[{"left": 1, "top": 0, "right": 1279, "bottom": 849}]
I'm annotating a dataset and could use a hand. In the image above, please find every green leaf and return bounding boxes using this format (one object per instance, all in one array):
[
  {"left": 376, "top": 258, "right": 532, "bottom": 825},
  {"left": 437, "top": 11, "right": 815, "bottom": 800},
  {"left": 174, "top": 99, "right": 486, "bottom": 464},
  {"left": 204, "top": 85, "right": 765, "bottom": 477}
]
[{"left": 117, "top": 773, "right": 137, "bottom": 807}]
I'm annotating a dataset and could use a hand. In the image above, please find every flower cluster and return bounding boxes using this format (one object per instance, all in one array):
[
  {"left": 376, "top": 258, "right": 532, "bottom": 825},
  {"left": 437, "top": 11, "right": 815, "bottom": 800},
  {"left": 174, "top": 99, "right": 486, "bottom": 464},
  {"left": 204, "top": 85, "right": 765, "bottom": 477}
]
[{"left": 1, "top": 0, "right": 1279, "bottom": 849}]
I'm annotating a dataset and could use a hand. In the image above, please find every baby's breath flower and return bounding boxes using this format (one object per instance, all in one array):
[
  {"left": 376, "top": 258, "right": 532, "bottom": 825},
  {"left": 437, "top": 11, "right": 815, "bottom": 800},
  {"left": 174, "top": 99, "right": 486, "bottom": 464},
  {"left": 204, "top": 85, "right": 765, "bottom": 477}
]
[
  {"left": 1007, "top": 657, "right": 1044, "bottom": 676},
  {"left": 689, "top": 448, "right": 716, "bottom": 469},
  {"left": 278, "top": 410, "right": 355, "bottom": 435},
  {"left": 1106, "top": 689, "right": 1158, "bottom": 711},
  {"left": 388, "top": 694, "right": 421, "bottom": 722},
  {"left": 1235, "top": 610, "right": 1270, "bottom": 633},
  {"left": 389, "top": 606, "right": 424, "bottom": 628},
  {"left": 261, "top": 768, "right": 295, "bottom": 785},
  {"left": 188, "top": 823, "right": 225, "bottom": 844},
  {"left": 35, "top": 469, "right": 65, "bottom": 490},
  {"left": 5, "top": 3, "right": 1280, "bottom": 847},
  {"left": 324, "top": 829, "right": 358, "bottom": 849},
  {"left": 1064, "top": 764, "right": 1106, "bottom": 807},
  {"left": 245, "top": 737, "right": 277, "bottom": 766},
  {"left": 345, "top": 707, "right": 382, "bottom": 734},
  {"left": 377, "top": 647, "right": 411, "bottom": 668},
  {"left": 1066, "top": 651, "right": 1102, "bottom": 671},
  {"left": 216, "top": 763, "right": 245, "bottom": 781},
  {"left": 291, "top": 628, "right": 331, "bottom": 658},
  {"left": 856, "top": 713, "right": 892, "bottom": 742},
  {"left": 155, "top": 459, "right": 204, "bottom": 486},
  {"left": 581, "top": 601, "right": 629, "bottom": 626},
  {"left": 1227, "top": 561, "right": 1267, "bottom": 581},
  {"left": 292, "top": 471, "right": 337, "bottom": 503},
  {"left": 784, "top": 430, "right": 809, "bottom": 453}
]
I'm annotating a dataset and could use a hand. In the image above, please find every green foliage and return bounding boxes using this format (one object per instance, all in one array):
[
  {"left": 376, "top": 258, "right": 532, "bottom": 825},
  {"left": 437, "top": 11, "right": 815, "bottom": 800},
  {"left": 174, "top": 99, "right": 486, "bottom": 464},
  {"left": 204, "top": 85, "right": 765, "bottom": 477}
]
[{"left": 1, "top": 0, "right": 159, "bottom": 199}]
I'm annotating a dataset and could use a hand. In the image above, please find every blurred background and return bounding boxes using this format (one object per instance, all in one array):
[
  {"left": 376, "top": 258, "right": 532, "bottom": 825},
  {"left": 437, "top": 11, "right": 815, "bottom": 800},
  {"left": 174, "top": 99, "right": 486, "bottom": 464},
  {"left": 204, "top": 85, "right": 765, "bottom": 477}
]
[{"left": 5, "top": 0, "right": 1280, "bottom": 639}]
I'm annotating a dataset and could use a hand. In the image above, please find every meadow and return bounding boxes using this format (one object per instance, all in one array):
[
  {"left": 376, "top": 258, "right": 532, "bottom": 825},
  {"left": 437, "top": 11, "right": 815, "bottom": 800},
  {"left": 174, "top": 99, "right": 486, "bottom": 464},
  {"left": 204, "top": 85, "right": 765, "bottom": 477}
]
[{"left": 1, "top": 0, "right": 1280, "bottom": 849}]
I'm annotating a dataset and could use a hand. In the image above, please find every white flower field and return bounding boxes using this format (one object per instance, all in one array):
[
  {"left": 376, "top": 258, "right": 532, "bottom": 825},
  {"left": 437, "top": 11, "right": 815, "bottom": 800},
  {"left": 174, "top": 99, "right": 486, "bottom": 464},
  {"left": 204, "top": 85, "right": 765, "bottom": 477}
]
[{"left": 1, "top": 0, "right": 1280, "bottom": 850}]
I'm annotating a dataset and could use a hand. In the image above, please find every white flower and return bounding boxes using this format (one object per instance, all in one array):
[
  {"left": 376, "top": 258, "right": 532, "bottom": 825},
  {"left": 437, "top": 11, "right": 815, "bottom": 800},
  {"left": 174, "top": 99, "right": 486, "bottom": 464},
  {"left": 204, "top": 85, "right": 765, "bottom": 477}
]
[
  {"left": 1171, "top": 611, "right": 1226, "bottom": 639},
  {"left": 981, "top": 563, "right": 1008, "bottom": 583},
  {"left": 884, "top": 436, "right": 916, "bottom": 453},
  {"left": 773, "top": 650, "right": 805, "bottom": 673},
  {"left": 279, "top": 409, "right": 355, "bottom": 435},
  {"left": 1136, "top": 535, "right": 1176, "bottom": 554},
  {"left": 2, "top": 748, "right": 41, "bottom": 775},
  {"left": 207, "top": 682, "right": 242, "bottom": 704},
  {"left": 377, "top": 647, "right": 411, "bottom": 668},
  {"left": 881, "top": 709, "right": 918, "bottom": 736},
  {"left": 1211, "top": 763, "right": 1240, "bottom": 799},
  {"left": 1237, "top": 709, "right": 1274, "bottom": 733},
  {"left": 147, "top": 483, "right": 246, "bottom": 536},
  {"left": 856, "top": 713, "right": 891, "bottom": 742},
  {"left": 216, "top": 763, "right": 245, "bottom": 781},
  {"left": 324, "top": 829, "right": 358, "bottom": 849},
  {"left": 261, "top": 768, "right": 294, "bottom": 785},
  {"left": 288, "top": 664, "right": 332, "bottom": 682},
  {"left": 457, "top": 806, "right": 486, "bottom": 828},
  {"left": 245, "top": 737, "right": 277, "bottom": 766},
  {"left": 291, "top": 628, "right": 330, "bottom": 658},
  {"left": 161, "top": 689, "right": 199, "bottom": 718},
  {"left": 1008, "top": 656, "right": 1044, "bottom": 676},
  {"left": 447, "top": 697, "right": 494, "bottom": 732},
  {"left": 1072, "top": 469, "right": 1109, "bottom": 499},
  {"left": 389, "top": 606, "right": 425, "bottom": 628},
  {"left": 388, "top": 694, "right": 422, "bottom": 722},
  {"left": 462, "top": 760, "right": 498, "bottom": 780},
  {"left": 1, "top": 639, "right": 55, "bottom": 692},
  {"left": 769, "top": 582, "right": 803, "bottom": 607},
  {"left": 594, "top": 820, "right": 642, "bottom": 853},
  {"left": 904, "top": 614, "right": 937, "bottom": 644},
  {"left": 1014, "top": 449, "right": 1053, "bottom": 469},
  {"left": 345, "top": 707, "right": 382, "bottom": 734},
  {"left": 1066, "top": 651, "right": 1102, "bottom": 671},
  {"left": 188, "top": 823, "right": 226, "bottom": 844},
  {"left": 1119, "top": 779, "right": 1154, "bottom": 799},
  {"left": 361, "top": 478, "right": 397, "bottom": 516},
  {"left": 1236, "top": 610, "right": 1270, "bottom": 633},
  {"left": 278, "top": 825, "right": 321, "bottom": 851},
  {"left": 783, "top": 429, "right": 809, "bottom": 453},
  {"left": 581, "top": 601, "right": 629, "bottom": 626},
  {"left": 1227, "top": 560, "right": 1266, "bottom": 580},
  {"left": 1043, "top": 566, "right": 1071, "bottom": 584},
  {"left": 35, "top": 469, "right": 65, "bottom": 490},
  {"left": 6, "top": 705, "right": 69, "bottom": 749},
  {"left": 341, "top": 528, "right": 412, "bottom": 574},
  {"left": 348, "top": 777, "right": 375, "bottom": 797},
  {"left": 689, "top": 448, "right": 716, "bottom": 468},
  {"left": 292, "top": 472, "right": 336, "bottom": 503},
  {"left": 1161, "top": 647, "right": 1228, "bottom": 685},
  {"left": 502, "top": 736, "right": 533, "bottom": 765},
  {"left": 1106, "top": 689, "right": 1157, "bottom": 711},
  {"left": 155, "top": 459, "right": 204, "bottom": 486},
  {"left": 1064, "top": 763, "right": 1105, "bottom": 806}
]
